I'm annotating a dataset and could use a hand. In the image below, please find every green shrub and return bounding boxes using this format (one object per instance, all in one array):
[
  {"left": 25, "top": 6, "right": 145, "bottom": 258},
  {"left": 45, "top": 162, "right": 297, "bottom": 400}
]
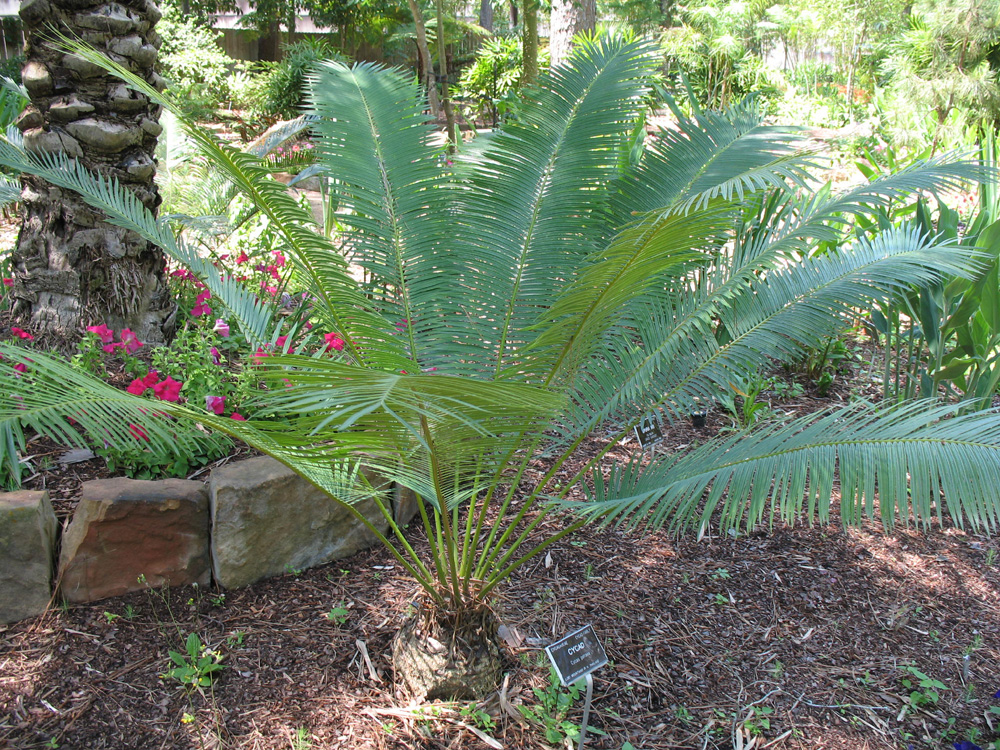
[
  {"left": 458, "top": 36, "right": 549, "bottom": 125},
  {"left": 256, "top": 39, "right": 344, "bottom": 121},
  {"left": 157, "top": 1, "right": 248, "bottom": 116}
]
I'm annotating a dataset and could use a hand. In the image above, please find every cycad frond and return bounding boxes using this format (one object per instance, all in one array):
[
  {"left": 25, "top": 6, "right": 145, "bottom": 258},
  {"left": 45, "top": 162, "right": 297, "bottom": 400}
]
[
  {"left": 565, "top": 224, "right": 982, "bottom": 433},
  {"left": 454, "top": 34, "right": 658, "bottom": 377},
  {"left": 308, "top": 62, "right": 452, "bottom": 364},
  {"left": 578, "top": 400, "right": 1000, "bottom": 534}
]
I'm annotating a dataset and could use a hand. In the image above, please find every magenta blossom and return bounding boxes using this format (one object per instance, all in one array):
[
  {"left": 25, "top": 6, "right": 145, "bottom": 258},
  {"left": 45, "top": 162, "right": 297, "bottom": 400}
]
[
  {"left": 323, "top": 332, "right": 345, "bottom": 352},
  {"left": 210, "top": 347, "right": 221, "bottom": 366},
  {"left": 119, "top": 328, "right": 142, "bottom": 354},
  {"left": 87, "top": 324, "right": 114, "bottom": 344},
  {"left": 231, "top": 412, "right": 246, "bottom": 421},
  {"left": 213, "top": 319, "right": 230, "bottom": 338},
  {"left": 152, "top": 376, "right": 183, "bottom": 402},
  {"left": 205, "top": 395, "right": 225, "bottom": 415}
]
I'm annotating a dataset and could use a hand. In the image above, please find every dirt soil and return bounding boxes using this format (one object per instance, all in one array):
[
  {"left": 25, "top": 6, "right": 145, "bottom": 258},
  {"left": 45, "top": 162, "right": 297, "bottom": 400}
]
[{"left": 3, "top": 371, "right": 1000, "bottom": 750}]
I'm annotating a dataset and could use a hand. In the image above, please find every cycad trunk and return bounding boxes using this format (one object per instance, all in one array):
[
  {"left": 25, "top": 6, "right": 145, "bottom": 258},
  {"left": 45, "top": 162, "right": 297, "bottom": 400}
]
[{"left": 13, "top": 0, "right": 175, "bottom": 342}]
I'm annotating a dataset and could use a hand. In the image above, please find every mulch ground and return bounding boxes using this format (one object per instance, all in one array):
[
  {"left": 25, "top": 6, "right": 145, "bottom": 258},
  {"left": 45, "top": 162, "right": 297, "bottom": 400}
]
[{"left": 3, "top": 368, "right": 1000, "bottom": 750}]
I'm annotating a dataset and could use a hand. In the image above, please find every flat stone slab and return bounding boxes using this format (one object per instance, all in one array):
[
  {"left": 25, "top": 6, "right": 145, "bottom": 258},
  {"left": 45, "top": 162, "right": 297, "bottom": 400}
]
[
  {"left": 210, "top": 456, "right": 397, "bottom": 589},
  {"left": 59, "top": 478, "right": 210, "bottom": 603},
  {"left": 0, "top": 491, "right": 57, "bottom": 624}
]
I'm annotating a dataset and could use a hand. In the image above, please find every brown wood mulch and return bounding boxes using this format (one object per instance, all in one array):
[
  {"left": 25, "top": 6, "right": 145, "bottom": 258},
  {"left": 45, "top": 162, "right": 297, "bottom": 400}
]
[{"left": 3, "top": 372, "right": 1000, "bottom": 750}]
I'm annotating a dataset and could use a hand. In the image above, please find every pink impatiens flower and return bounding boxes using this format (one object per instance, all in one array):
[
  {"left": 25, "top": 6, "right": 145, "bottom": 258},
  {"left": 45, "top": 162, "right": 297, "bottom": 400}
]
[
  {"left": 86, "top": 324, "right": 114, "bottom": 344},
  {"left": 2, "top": 278, "right": 12, "bottom": 287},
  {"left": 191, "top": 290, "right": 212, "bottom": 318},
  {"left": 13, "top": 363, "right": 26, "bottom": 373},
  {"left": 236, "top": 252, "right": 250, "bottom": 265},
  {"left": 119, "top": 328, "right": 142, "bottom": 354},
  {"left": 152, "top": 376, "right": 182, "bottom": 402},
  {"left": 213, "top": 319, "right": 230, "bottom": 338},
  {"left": 205, "top": 395, "right": 225, "bottom": 415},
  {"left": 10, "top": 327, "right": 32, "bottom": 341},
  {"left": 126, "top": 378, "right": 147, "bottom": 395},
  {"left": 323, "top": 332, "right": 345, "bottom": 352},
  {"left": 230, "top": 413, "right": 246, "bottom": 421},
  {"left": 141, "top": 370, "right": 160, "bottom": 388}
]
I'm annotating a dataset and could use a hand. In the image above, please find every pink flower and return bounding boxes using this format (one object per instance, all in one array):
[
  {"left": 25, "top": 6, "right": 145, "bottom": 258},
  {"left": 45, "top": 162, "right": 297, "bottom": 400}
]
[
  {"left": 13, "top": 363, "right": 26, "bottom": 373},
  {"left": 196, "top": 291, "right": 211, "bottom": 305},
  {"left": 102, "top": 343, "right": 120, "bottom": 354},
  {"left": 126, "top": 378, "right": 148, "bottom": 395},
  {"left": 128, "top": 423, "right": 149, "bottom": 442},
  {"left": 210, "top": 347, "right": 221, "bottom": 366},
  {"left": 141, "top": 370, "right": 160, "bottom": 388},
  {"left": 323, "top": 332, "right": 345, "bottom": 352},
  {"left": 119, "top": 329, "right": 142, "bottom": 354},
  {"left": 205, "top": 395, "right": 225, "bottom": 415},
  {"left": 152, "top": 376, "right": 182, "bottom": 402},
  {"left": 10, "top": 327, "right": 33, "bottom": 341},
  {"left": 272, "top": 251, "right": 286, "bottom": 267},
  {"left": 191, "top": 303, "right": 211, "bottom": 317},
  {"left": 213, "top": 319, "right": 230, "bottom": 338},
  {"left": 268, "top": 265, "right": 280, "bottom": 280},
  {"left": 237, "top": 252, "right": 249, "bottom": 265},
  {"left": 86, "top": 324, "right": 114, "bottom": 344},
  {"left": 252, "top": 346, "right": 270, "bottom": 365},
  {"left": 231, "top": 413, "right": 245, "bottom": 421},
  {"left": 2, "top": 278, "right": 12, "bottom": 287}
]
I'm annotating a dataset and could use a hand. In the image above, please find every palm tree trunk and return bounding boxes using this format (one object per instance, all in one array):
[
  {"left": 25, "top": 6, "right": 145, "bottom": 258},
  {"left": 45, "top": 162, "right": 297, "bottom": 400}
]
[
  {"left": 434, "top": 0, "right": 456, "bottom": 147},
  {"left": 14, "top": 0, "right": 175, "bottom": 342}
]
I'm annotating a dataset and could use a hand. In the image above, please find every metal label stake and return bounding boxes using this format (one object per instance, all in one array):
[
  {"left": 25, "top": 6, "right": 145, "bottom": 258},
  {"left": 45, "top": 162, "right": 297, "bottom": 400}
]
[{"left": 544, "top": 624, "right": 608, "bottom": 750}]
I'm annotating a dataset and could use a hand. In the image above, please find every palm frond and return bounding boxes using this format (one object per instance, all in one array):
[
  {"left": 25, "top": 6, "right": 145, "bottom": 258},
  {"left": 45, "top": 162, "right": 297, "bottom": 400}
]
[
  {"left": 564, "top": 224, "right": 983, "bottom": 434},
  {"left": 577, "top": 400, "right": 1000, "bottom": 534},
  {"left": 0, "top": 142, "right": 277, "bottom": 344}
]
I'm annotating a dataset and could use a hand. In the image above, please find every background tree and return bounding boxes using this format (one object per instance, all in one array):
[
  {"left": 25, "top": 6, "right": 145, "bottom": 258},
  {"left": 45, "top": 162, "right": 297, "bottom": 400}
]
[
  {"left": 883, "top": 0, "right": 1000, "bottom": 150},
  {"left": 13, "top": 0, "right": 175, "bottom": 341},
  {"left": 550, "top": 0, "right": 596, "bottom": 66}
]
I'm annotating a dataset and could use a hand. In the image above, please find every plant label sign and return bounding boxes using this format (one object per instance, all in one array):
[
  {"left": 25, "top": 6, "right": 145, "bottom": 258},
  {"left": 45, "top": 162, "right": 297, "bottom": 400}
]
[
  {"left": 634, "top": 414, "right": 663, "bottom": 449},
  {"left": 545, "top": 624, "right": 608, "bottom": 687}
]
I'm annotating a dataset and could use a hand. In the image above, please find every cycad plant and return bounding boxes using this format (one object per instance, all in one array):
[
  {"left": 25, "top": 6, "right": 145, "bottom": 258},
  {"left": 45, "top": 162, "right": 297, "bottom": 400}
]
[{"left": 4, "top": 34, "right": 1000, "bottom": 697}]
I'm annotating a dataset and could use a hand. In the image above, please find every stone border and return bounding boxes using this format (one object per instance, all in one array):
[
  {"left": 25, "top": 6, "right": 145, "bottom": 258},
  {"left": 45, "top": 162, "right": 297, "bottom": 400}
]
[{"left": 0, "top": 456, "right": 417, "bottom": 623}]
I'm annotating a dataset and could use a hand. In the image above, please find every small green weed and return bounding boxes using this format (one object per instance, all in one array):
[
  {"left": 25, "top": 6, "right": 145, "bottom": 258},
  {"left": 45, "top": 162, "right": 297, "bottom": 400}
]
[
  {"left": 163, "top": 632, "right": 225, "bottom": 691},
  {"left": 459, "top": 701, "right": 496, "bottom": 731},
  {"left": 519, "top": 667, "right": 605, "bottom": 745},
  {"left": 326, "top": 602, "right": 350, "bottom": 625},
  {"left": 900, "top": 665, "right": 946, "bottom": 709},
  {"left": 743, "top": 705, "right": 773, "bottom": 737}
]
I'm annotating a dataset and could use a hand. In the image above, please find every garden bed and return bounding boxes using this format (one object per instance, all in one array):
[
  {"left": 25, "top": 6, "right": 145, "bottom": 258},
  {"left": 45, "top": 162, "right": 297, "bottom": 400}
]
[{"left": 3, "top": 386, "right": 1000, "bottom": 750}]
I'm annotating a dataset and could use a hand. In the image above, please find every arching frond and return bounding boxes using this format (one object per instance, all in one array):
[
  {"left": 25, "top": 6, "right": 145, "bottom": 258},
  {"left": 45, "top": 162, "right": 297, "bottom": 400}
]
[{"left": 577, "top": 400, "right": 1000, "bottom": 534}]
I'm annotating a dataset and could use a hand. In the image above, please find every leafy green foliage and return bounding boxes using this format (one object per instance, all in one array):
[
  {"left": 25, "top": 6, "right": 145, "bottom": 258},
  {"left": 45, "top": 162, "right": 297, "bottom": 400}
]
[
  {"left": 163, "top": 632, "right": 226, "bottom": 691},
  {"left": 519, "top": 668, "right": 590, "bottom": 745},
  {"left": 257, "top": 40, "right": 344, "bottom": 121}
]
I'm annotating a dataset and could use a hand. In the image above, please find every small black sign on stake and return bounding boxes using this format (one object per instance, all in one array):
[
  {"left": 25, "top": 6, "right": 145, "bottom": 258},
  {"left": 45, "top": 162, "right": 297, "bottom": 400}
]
[
  {"left": 544, "top": 624, "right": 608, "bottom": 750},
  {"left": 634, "top": 413, "right": 663, "bottom": 450}
]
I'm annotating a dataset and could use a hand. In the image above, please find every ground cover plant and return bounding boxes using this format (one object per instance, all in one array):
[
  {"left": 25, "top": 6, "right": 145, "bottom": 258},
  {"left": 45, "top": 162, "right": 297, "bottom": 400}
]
[{"left": 4, "top": 32, "right": 1000, "bottom": 710}]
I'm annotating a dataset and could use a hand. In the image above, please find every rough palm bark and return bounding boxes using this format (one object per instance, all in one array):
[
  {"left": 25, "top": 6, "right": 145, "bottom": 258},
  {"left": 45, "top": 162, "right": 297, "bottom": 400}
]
[
  {"left": 549, "top": 0, "right": 596, "bottom": 67},
  {"left": 13, "top": 0, "right": 175, "bottom": 342}
]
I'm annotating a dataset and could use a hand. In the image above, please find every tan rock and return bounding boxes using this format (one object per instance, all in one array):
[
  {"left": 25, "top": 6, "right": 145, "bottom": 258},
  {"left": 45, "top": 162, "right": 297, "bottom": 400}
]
[
  {"left": 0, "top": 491, "right": 57, "bottom": 624},
  {"left": 210, "top": 456, "right": 393, "bottom": 589}
]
